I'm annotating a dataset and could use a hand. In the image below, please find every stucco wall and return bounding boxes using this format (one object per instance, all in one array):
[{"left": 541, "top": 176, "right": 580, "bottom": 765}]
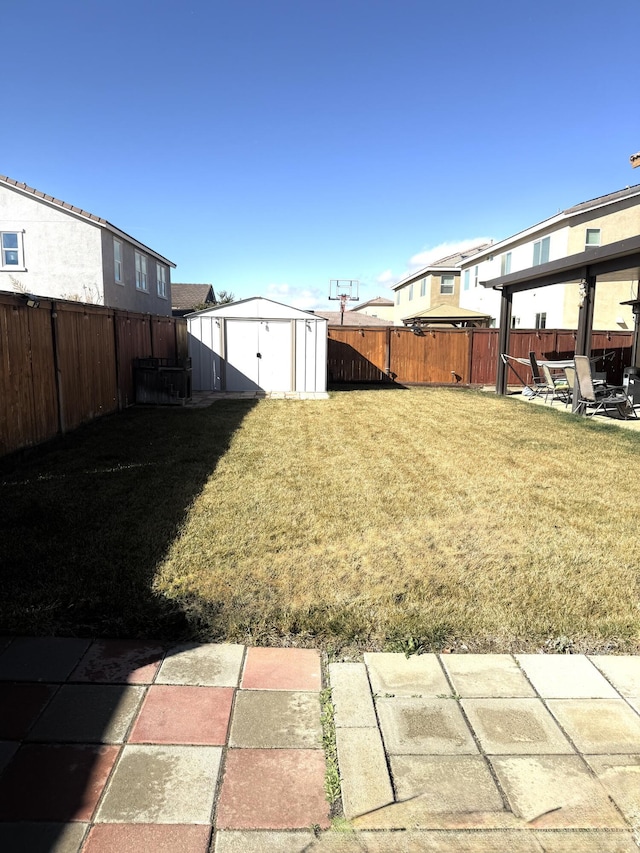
[
  {"left": 0, "top": 184, "right": 104, "bottom": 303},
  {"left": 566, "top": 199, "right": 640, "bottom": 255},
  {"left": 101, "top": 230, "right": 171, "bottom": 316}
]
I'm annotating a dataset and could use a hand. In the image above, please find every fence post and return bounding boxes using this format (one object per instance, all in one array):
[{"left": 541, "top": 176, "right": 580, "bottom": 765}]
[{"left": 50, "top": 302, "right": 65, "bottom": 434}]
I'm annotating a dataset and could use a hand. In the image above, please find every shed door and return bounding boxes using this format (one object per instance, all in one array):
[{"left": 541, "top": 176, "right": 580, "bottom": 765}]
[{"left": 225, "top": 320, "right": 292, "bottom": 391}]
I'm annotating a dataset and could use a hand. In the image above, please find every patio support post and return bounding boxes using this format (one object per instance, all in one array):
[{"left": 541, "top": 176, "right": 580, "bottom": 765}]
[
  {"left": 572, "top": 272, "right": 596, "bottom": 412},
  {"left": 496, "top": 287, "right": 512, "bottom": 395},
  {"left": 575, "top": 272, "right": 596, "bottom": 358}
]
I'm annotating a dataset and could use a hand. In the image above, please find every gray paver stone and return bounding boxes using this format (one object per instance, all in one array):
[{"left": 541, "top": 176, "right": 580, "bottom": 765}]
[
  {"left": 214, "top": 830, "right": 318, "bottom": 852},
  {"left": 335, "top": 727, "right": 393, "bottom": 820},
  {"left": 96, "top": 744, "right": 222, "bottom": 823},
  {"left": 0, "top": 638, "right": 91, "bottom": 683},
  {"left": 26, "top": 685, "right": 144, "bottom": 743},
  {"left": 590, "top": 655, "right": 640, "bottom": 712},
  {"left": 515, "top": 655, "right": 618, "bottom": 698},
  {"left": 490, "top": 755, "right": 627, "bottom": 828},
  {"left": 584, "top": 754, "right": 640, "bottom": 826},
  {"left": 364, "top": 653, "right": 450, "bottom": 697},
  {"left": 442, "top": 654, "right": 536, "bottom": 698},
  {"left": 390, "top": 754, "right": 504, "bottom": 814},
  {"left": 0, "top": 822, "right": 88, "bottom": 853},
  {"left": 547, "top": 699, "right": 640, "bottom": 754},
  {"left": 532, "top": 831, "right": 639, "bottom": 852},
  {"left": 157, "top": 643, "right": 244, "bottom": 686},
  {"left": 376, "top": 698, "right": 478, "bottom": 755},
  {"left": 328, "top": 663, "right": 377, "bottom": 728},
  {"left": 461, "top": 698, "right": 573, "bottom": 755},
  {"left": 229, "top": 690, "right": 322, "bottom": 749}
]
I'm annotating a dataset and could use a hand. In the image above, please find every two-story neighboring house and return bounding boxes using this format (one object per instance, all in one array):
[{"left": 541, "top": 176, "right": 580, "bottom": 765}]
[
  {"left": 348, "top": 296, "right": 395, "bottom": 322},
  {"left": 0, "top": 175, "right": 175, "bottom": 316},
  {"left": 459, "top": 184, "right": 640, "bottom": 330},
  {"left": 391, "top": 245, "right": 492, "bottom": 326}
]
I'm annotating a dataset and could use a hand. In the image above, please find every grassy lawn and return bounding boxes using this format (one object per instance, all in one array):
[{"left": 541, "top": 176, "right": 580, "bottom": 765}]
[{"left": 2, "top": 388, "right": 640, "bottom": 653}]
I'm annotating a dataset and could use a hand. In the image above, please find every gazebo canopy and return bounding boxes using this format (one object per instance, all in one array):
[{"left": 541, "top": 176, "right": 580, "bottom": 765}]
[
  {"left": 403, "top": 303, "right": 493, "bottom": 328},
  {"left": 481, "top": 235, "right": 640, "bottom": 394}
]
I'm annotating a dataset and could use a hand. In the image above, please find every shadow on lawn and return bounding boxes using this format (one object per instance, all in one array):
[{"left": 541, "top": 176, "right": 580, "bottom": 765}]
[{"left": 0, "top": 400, "right": 257, "bottom": 641}]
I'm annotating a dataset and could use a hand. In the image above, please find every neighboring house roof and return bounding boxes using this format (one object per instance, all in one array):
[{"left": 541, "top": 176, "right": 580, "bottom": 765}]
[
  {"left": 403, "top": 304, "right": 493, "bottom": 324},
  {"left": 351, "top": 296, "right": 394, "bottom": 310},
  {"left": 0, "top": 174, "right": 176, "bottom": 267},
  {"left": 462, "top": 183, "right": 640, "bottom": 266},
  {"left": 391, "top": 244, "right": 493, "bottom": 291},
  {"left": 313, "top": 310, "right": 394, "bottom": 326},
  {"left": 171, "top": 283, "right": 215, "bottom": 311}
]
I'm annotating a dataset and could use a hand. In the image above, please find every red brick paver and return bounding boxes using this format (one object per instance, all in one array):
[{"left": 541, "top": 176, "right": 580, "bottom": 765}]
[
  {"left": 0, "top": 744, "right": 119, "bottom": 821},
  {"left": 241, "top": 647, "right": 322, "bottom": 691},
  {"left": 129, "top": 686, "right": 234, "bottom": 745},
  {"left": 216, "top": 748, "right": 330, "bottom": 830},
  {"left": 83, "top": 823, "right": 212, "bottom": 852}
]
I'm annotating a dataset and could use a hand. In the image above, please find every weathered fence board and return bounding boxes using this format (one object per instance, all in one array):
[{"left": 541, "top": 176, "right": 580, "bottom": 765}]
[
  {"left": 0, "top": 292, "right": 186, "bottom": 457},
  {"left": 327, "top": 326, "right": 633, "bottom": 387}
]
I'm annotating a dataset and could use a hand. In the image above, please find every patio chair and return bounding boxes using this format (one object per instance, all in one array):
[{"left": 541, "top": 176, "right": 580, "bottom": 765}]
[
  {"left": 529, "top": 352, "right": 551, "bottom": 398},
  {"left": 541, "top": 363, "right": 571, "bottom": 406},
  {"left": 573, "top": 355, "right": 637, "bottom": 419}
]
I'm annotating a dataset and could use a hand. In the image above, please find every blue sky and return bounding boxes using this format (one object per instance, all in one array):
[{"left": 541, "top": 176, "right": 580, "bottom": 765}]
[{"left": 3, "top": 0, "right": 639, "bottom": 309}]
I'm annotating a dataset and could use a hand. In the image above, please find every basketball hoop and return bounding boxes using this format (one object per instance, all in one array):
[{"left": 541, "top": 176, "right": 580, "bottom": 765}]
[{"left": 329, "top": 280, "right": 359, "bottom": 325}]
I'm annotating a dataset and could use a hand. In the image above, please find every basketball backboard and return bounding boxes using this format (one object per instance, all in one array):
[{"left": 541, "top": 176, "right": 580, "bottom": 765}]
[{"left": 329, "top": 279, "right": 359, "bottom": 302}]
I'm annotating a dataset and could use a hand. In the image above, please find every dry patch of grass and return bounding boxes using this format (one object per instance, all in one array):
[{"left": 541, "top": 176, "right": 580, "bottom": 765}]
[{"left": 153, "top": 388, "right": 640, "bottom": 652}]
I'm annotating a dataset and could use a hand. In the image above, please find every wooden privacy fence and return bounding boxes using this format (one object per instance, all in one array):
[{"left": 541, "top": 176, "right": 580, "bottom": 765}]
[
  {"left": 0, "top": 292, "right": 187, "bottom": 457},
  {"left": 328, "top": 326, "right": 633, "bottom": 387}
]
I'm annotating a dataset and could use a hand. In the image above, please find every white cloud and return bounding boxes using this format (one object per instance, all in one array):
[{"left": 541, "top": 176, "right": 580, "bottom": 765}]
[
  {"left": 379, "top": 237, "right": 493, "bottom": 288},
  {"left": 264, "top": 282, "right": 326, "bottom": 310}
]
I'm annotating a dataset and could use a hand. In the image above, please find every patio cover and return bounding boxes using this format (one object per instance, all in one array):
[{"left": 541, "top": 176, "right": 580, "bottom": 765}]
[
  {"left": 402, "top": 304, "right": 493, "bottom": 328},
  {"left": 481, "top": 234, "right": 640, "bottom": 396}
]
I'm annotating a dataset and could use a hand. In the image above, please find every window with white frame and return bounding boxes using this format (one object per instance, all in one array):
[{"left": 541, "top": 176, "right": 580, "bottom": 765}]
[
  {"left": 420, "top": 277, "right": 426, "bottom": 297},
  {"left": 535, "top": 312, "right": 547, "bottom": 329},
  {"left": 500, "top": 252, "right": 512, "bottom": 276},
  {"left": 440, "top": 274, "right": 454, "bottom": 295},
  {"left": 463, "top": 269, "right": 470, "bottom": 291},
  {"left": 473, "top": 265, "right": 479, "bottom": 287},
  {"left": 135, "top": 252, "right": 148, "bottom": 291},
  {"left": 396, "top": 292, "right": 400, "bottom": 305},
  {"left": 113, "top": 239, "right": 123, "bottom": 283},
  {"left": 408, "top": 284, "right": 414, "bottom": 301},
  {"left": 533, "top": 236, "right": 550, "bottom": 266},
  {"left": 1, "top": 231, "right": 23, "bottom": 268},
  {"left": 157, "top": 264, "right": 167, "bottom": 298},
  {"left": 585, "top": 228, "right": 601, "bottom": 248}
]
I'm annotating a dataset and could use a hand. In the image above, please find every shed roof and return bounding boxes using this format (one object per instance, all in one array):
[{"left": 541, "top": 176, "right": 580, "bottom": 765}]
[
  {"left": 188, "top": 296, "right": 326, "bottom": 321},
  {"left": 0, "top": 174, "right": 175, "bottom": 267}
]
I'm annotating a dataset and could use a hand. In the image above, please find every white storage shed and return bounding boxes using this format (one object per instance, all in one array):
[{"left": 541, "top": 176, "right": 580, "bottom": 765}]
[{"left": 187, "top": 297, "right": 328, "bottom": 395}]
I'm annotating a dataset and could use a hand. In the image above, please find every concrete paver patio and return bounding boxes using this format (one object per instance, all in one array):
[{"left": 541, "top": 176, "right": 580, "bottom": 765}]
[{"left": 2, "top": 639, "right": 640, "bottom": 851}]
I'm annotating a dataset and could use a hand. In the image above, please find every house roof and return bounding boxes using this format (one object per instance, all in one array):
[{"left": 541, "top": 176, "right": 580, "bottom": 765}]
[
  {"left": 0, "top": 174, "right": 176, "bottom": 267},
  {"left": 171, "top": 283, "right": 215, "bottom": 310},
  {"left": 402, "top": 304, "right": 492, "bottom": 323},
  {"left": 313, "top": 310, "right": 394, "bottom": 326},
  {"left": 391, "top": 244, "right": 493, "bottom": 291},
  {"left": 461, "top": 183, "right": 640, "bottom": 267},
  {"left": 351, "top": 296, "right": 394, "bottom": 310}
]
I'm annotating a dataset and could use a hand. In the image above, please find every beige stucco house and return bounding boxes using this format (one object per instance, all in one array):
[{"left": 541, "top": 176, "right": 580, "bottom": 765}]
[
  {"left": 349, "top": 296, "right": 395, "bottom": 322},
  {"left": 390, "top": 245, "right": 491, "bottom": 326},
  {"left": 0, "top": 175, "right": 175, "bottom": 316},
  {"left": 459, "top": 184, "right": 640, "bottom": 330}
]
